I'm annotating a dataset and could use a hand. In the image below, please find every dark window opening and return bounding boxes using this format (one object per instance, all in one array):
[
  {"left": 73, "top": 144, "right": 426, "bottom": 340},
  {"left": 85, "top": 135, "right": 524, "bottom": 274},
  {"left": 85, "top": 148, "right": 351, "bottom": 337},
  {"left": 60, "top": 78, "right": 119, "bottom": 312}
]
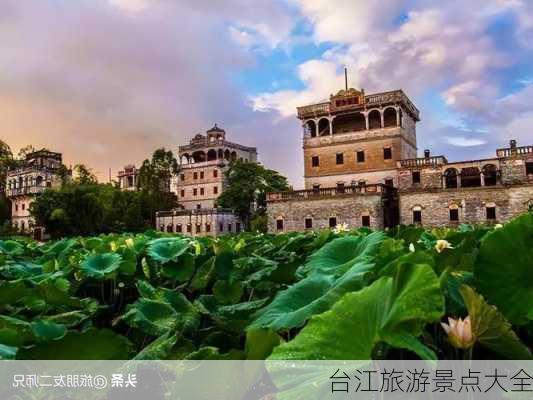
[
  {"left": 336, "top": 183, "right": 345, "bottom": 193},
  {"left": 236, "top": 222, "right": 241, "bottom": 232},
  {"left": 193, "top": 188, "right": 198, "bottom": 196},
  {"left": 180, "top": 189, "right": 185, "bottom": 197},
  {"left": 305, "top": 218, "right": 313, "bottom": 229},
  {"left": 206, "top": 224, "right": 211, "bottom": 233},
  {"left": 200, "top": 171, "right": 204, "bottom": 179},
  {"left": 329, "top": 217, "right": 337, "bottom": 228},
  {"left": 276, "top": 219, "right": 283, "bottom": 231},
  {"left": 227, "top": 223, "right": 232, "bottom": 232},
  {"left": 412, "top": 171, "right": 421, "bottom": 184},
  {"left": 176, "top": 224, "right": 182, "bottom": 233},
  {"left": 486, "top": 207, "right": 496, "bottom": 220},
  {"left": 214, "top": 186, "right": 218, "bottom": 194},
  {"left": 362, "top": 215, "right": 370, "bottom": 227},
  {"left": 384, "top": 179, "right": 394, "bottom": 187},
  {"left": 383, "top": 147, "right": 392, "bottom": 160},
  {"left": 219, "top": 223, "right": 224, "bottom": 232},
  {"left": 193, "top": 172, "right": 198, "bottom": 180},
  {"left": 444, "top": 169, "right": 458, "bottom": 188},
  {"left": 413, "top": 210, "right": 422, "bottom": 223},
  {"left": 196, "top": 224, "right": 201, "bottom": 233},
  {"left": 196, "top": 204, "right": 201, "bottom": 209},
  {"left": 357, "top": 151, "right": 365, "bottom": 163},
  {"left": 311, "top": 156, "right": 319, "bottom": 167},
  {"left": 166, "top": 225, "right": 173, "bottom": 233},
  {"left": 526, "top": 162, "right": 533, "bottom": 175},
  {"left": 461, "top": 167, "right": 481, "bottom": 187},
  {"left": 186, "top": 224, "right": 192, "bottom": 233},
  {"left": 213, "top": 170, "right": 218, "bottom": 178},
  {"left": 180, "top": 174, "right": 185, "bottom": 181},
  {"left": 336, "top": 153, "right": 344, "bottom": 165},
  {"left": 449, "top": 209, "right": 459, "bottom": 221},
  {"left": 200, "top": 188, "right": 204, "bottom": 195}
]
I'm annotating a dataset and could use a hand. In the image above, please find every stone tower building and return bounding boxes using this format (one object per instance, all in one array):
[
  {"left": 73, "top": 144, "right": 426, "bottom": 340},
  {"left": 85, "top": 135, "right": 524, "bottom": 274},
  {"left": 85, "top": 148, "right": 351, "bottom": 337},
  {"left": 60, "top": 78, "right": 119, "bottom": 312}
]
[
  {"left": 267, "top": 87, "right": 533, "bottom": 232},
  {"left": 156, "top": 125, "right": 257, "bottom": 236}
]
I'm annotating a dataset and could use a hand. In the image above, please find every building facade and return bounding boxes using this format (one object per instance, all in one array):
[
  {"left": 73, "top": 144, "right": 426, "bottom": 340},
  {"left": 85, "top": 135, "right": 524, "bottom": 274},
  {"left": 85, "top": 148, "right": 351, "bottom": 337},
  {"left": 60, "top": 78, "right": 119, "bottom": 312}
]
[
  {"left": 117, "top": 164, "right": 139, "bottom": 191},
  {"left": 156, "top": 125, "right": 257, "bottom": 236},
  {"left": 5, "top": 150, "right": 67, "bottom": 234},
  {"left": 267, "top": 87, "right": 533, "bottom": 232}
]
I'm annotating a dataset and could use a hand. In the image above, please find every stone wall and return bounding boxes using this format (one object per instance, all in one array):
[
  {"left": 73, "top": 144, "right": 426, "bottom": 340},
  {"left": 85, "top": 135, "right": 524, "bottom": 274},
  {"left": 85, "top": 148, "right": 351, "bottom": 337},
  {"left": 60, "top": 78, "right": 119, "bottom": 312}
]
[
  {"left": 399, "top": 184, "right": 533, "bottom": 227},
  {"left": 156, "top": 211, "right": 242, "bottom": 237},
  {"left": 267, "top": 193, "right": 384, "bottom": 233}
]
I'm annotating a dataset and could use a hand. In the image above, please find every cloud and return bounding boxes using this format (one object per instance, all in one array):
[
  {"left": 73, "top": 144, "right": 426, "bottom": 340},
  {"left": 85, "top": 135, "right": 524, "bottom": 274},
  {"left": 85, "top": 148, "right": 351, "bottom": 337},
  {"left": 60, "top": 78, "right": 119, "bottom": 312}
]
[
  {"left": 444, "top": 136, "right": 487, "bottom": 147},
  {"left": 108, "top": 0, "right": 150, "bottom": 13}
]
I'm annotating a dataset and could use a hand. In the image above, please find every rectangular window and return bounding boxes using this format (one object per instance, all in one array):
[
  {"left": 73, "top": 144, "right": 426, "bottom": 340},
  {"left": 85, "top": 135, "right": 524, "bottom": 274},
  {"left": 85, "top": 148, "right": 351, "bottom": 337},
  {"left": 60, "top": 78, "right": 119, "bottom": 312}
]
[
  {"left": 22, "top": 204, "right": 25, "bottom": 210},
  {"left": 213, "top": 186, "right": 218, "bottom": 194},
  {"left": 206, "top": 223, "right": 211, "bottom": 233},
  {"left": 305, "top": 218, "right": 313, "bottom": 229},
  {"left": 383, "top": 147, "right": 392, "bottom": 160},
  {"left": 336, "top": 183, "right": 345, "bottom": 193},
  {"left": 384, "top": 179, "right": 394, "bottom": 187},
  {"left": 219, "top": 223, "right": 224, "bottom": 232},
  {"left": 227, "top": 223, "right": 232, "bottom": 232},
  {"left": 193, "top": 188, "right": 198, "bottom": 196},
  {"left": 449, "top": 209, "right": 459, "bottom": 221},
  {"left": 193, "top": 172, "right": 198, "bottom": 180},
  {"left": 329, "top": 217, "right": 337, "bottom": 228},
  {"left": 200, "top": 187, "right": 204, "bottom": 195},
  {"left": 196, "top": 204, "right": 201, "bottom": 210},
  {"left": 180, "top": 189, "right": 185, "bottom": 197},
  {"left": 196, "top": 224, "right": 201, "bottom": 233},
  {"left": 176, "top": 224, "right": 182, "bottom": 233},
  {"left": 200, "top": 171, "right": 204, "bottom": 179},
  {"left": 186, "top": 224, "right": 192, "bottom": 233},
  {"left": 362, "top": 215, "right": 371, "bottom": 227},
  {"left": 336, "top": 153, "right": 344, "bottom": 165},
  {"left": 15, "top": 204, "right": 18, "bottom": 211},
  {"left": 236, "top": 222, "right": 241, "bottom": 232},
  {"left": 412, "top": 171, "right": 421, "bottom": 184},
  {"left": 486, "top": 207, "right": 496, "bottom": 220},
  {"left": 276, "top": 219, "right": 284, "bottom": 231},
  {"left": 213, "top": 170, "right": 218, "bottom": 178},
  {"left": 311, "top": 156, "right": 319, "bottom": 167},
  {"left": 357, "top": 151, "right": 365, "bottom": 163},
  {"left": 413, "top": 210, "right": 422, "bottom": 223},
  {"left": 180, "top": 174, "right": 185, "bottom": 181},
  {"left": 526, "top": 162, "right": 533, "bottom": 175}
]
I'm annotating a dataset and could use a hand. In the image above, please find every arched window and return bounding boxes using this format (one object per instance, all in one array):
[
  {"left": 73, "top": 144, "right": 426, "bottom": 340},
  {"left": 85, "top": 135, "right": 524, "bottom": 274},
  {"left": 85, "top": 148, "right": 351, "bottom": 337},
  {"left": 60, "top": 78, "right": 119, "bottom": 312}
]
[
  {"left": 444, "top": 168, "right": 458, "bottom": 188},
  {"left": 36, "top": 176, "right": 43, "bottom": 186},
  {"left": 383, "top": 107, "right": 397, "bottom": 127},
  {"left": 230, "top": 151, "right": 237, "bottom": 161},
  {"left": 368, "top": 109, "right": 382, "bottom": 130},
  {"left": 181, "top": 154, "right": 190, "bottom": 164},
  {"left": 412, "top": 205, "right": 422, "bottom": 224},
  {"left": 449, "top": 204, "right": 459, "bottom": 222},
  {"left": 192, "top": 151, "right": 206, "bottom": 163},
  {"left": 218, "top": 149, "right": 224, "bottom": 159},
  {"left": 166, "top": 224, "right": 173, "bottom": 233},
  {"left": 276, "top": 217, "right": 284, "bottom": 231},
  {"left": 331, "top": 113, "right": 365, "bottom": 133},
  {"left": 318, "top": 118, "right": 330, "bottom": 136},
  {"left": 461, "top": 167, "right": 481, "bottom": 187},
  {"left": 207, "top": 149, "right": 217, "bottom": 161},
  {"left": 482, "top": 164, "right": 498, "bottom": 186},
  {"left": 305, "top": 120, "right": 317, "bottom": 137}
]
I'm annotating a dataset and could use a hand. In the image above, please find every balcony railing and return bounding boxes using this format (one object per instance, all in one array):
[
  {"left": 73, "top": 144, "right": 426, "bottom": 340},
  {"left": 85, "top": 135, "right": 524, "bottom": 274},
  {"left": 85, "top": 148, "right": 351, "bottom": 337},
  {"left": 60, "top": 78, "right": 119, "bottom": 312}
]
[
  {"left": 179, "top": 139, "right": 256, "bottom": 153},
  {"left": 6, "top": 186, "right": 48, "bottom": 197},
  {"left": 267, "top": 184, "right": 393, "bottom": 202},
  {"left": 156, "top": 208, "right": 235, "bottom": 218},
  {"left": 179, "top": 160, "right": 226, "bottom": 169},
  {"left": 496, "top": 145, "right": 533, "bottom": 158},
  {"left": 297, "top": 102, "right": 331, "bottom": 119},
  {"left": 365, "top": 90, "right": 420, "bottom": 120},
  {"left": 399, "top": 156, "right": 448, "bottom": 168}
]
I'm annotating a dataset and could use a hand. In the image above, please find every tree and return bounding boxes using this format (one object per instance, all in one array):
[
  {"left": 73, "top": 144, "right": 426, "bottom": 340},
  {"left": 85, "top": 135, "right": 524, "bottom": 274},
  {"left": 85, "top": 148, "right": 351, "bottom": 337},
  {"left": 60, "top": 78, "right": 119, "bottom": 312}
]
[
  {"left": 138, "top": 148, "right": 178, "bottom": 225},
  {"left": 17, "top": 145, "right": 35, "bottom": 160},
  {"left": 73, "top": 164, "right": 97, "bottom": 185},
  {"left": 217, "top": 160, "right": 289, "bottom": 231}
]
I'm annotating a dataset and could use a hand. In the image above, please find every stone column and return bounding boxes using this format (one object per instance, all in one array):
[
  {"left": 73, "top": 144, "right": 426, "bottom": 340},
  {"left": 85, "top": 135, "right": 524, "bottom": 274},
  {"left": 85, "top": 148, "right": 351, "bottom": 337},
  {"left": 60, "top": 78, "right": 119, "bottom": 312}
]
[
  {"left": 329, "top": 118, "right": 333, "bottom": 135},
  {"left": 315, "top": 119, "right": 319, "bottom": 137},
  {"left": 364, "top": 112, "right": 369, "bottom": 130},
  {"left": 396, "top": 107, "right": 400, "bottom": 126},
  {"left": 457, "top": 174, "right": 462, "bottom": 188},
  {"left": 380, "top": 109, "right": 385, "bottom": 128},
  {"left": 480, "top": 173, "right": 485, "bottom": 187}
]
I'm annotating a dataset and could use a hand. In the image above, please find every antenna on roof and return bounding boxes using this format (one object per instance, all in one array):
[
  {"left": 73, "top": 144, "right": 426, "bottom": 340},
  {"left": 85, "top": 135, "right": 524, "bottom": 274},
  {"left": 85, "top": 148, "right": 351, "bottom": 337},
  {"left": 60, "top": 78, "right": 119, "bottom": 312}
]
[{"left": 344, "top": 67, "right": 348, "bottom": 90}]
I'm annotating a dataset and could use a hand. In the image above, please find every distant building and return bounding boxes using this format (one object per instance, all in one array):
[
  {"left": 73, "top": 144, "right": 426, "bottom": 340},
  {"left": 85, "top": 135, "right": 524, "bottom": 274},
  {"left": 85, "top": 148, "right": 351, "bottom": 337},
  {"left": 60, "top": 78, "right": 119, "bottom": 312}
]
[
  {"left": 117, "top": 164, "right": 139, "bottom": 191},
  {"left": 5, "top": 149, "right": 68, "bottom": 235},
  {"left": 156, "top": 124, "right": 257, "bottom": 236},
  {"left": 267, "top": 86, "right": 533, "bottom": 232}
]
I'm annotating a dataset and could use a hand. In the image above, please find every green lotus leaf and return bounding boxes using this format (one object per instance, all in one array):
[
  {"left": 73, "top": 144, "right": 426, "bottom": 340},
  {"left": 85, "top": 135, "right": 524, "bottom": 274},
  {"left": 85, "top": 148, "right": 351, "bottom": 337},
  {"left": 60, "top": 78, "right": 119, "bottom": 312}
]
[
  {"left": 31, "top": 320, "right": 67, "bottom": 341},
  {"left": 213, "top": 280, "right": 243, "bottom": 304},
  {"left": 460, "top": 285, "right": 531, "bottom": 359},
  {"left": 269, "top": 264, "right": 444, "bottom": 360},
  {"left": 40, "top": 238, "right": 77, "bottom": 257},
  {"left": 1, "top": 261, "right": 44, "bottom": 279},
  {"left": 147, "top": 237, "right": 191, "bottom": 264},
  {"left": 19, "top": 328, "right": 133, "bottom": 359},
  {"left": 0, "top": 240, "right": 24, "bottom": 256},
  {"left": 245, "top": 329, "right": 281, "bottom": 360},
  {"left": 134, "top": 332, "right": 177, "bottom": 360},
  {"left": 0, "top": 343, "right": 18, "bottom": 359},
  {"left": 122, "top": 299, "right": 178, "bottom": 336},
  {"left": 80, "top": 252, "right": 122, "bottom": 279},
  {"left": 474, "top": 213, "right": 533, "bottom": 325}
]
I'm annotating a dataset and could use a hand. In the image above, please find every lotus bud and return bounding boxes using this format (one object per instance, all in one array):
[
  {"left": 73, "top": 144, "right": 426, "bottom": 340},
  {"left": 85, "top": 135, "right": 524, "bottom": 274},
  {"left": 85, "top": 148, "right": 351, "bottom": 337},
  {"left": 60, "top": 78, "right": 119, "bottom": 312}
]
[
  {"left": 435, "top": 239, "right": 453, "bottom": 253},
  {"left": 409, "top": 243, "right": 415, "bottom": 252},
  {"left": 494, "top": 223, "right": 503, "bottom": 229},
  {"left": 441, "top": 316, "right": 475, "bottom": 350},
  {"left": 333, "top": 223, "right": 349, "bottom": 234}
]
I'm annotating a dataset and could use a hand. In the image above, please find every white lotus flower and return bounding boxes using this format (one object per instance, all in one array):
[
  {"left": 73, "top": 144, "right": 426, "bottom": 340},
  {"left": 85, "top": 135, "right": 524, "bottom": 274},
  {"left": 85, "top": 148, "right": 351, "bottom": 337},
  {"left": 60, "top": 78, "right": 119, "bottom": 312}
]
[
  {"left": 409, "top": 243, "right": 415, "bottom": 252},
  {"left": 494, "top": 223, "right": 503, "bottom": 229},
  {"left": 441, "top": 316, "right": 475, "bottom": 350},
  {"left": 333, "top": 223, "right": 349, "bottom": 234},
  {"left": 435, "top": 239, "right": 453, "bottom": 253}
]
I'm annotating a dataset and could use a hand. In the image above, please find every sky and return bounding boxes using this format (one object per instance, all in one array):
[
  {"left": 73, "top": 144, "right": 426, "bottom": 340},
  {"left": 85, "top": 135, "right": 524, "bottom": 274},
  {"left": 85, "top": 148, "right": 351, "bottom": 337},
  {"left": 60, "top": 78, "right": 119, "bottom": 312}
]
[{"left": 1, "top": 0, "right": 533, "bottom": 188}]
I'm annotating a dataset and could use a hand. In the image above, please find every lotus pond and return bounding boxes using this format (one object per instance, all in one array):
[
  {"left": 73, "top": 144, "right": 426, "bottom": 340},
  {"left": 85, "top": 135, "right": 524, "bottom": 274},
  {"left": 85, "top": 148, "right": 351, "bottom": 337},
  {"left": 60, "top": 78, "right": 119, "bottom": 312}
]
[{"left": 0, "top": 213, "right": 531, "bottom": 360}]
